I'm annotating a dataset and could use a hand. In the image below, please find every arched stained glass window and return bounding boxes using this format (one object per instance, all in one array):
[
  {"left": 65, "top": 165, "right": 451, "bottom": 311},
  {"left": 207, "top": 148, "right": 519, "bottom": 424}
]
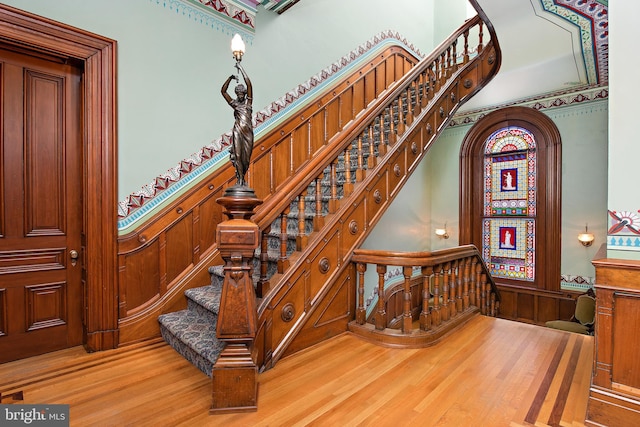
[{"left": 482, "top": 126, "right": 536, "bottom": 282}]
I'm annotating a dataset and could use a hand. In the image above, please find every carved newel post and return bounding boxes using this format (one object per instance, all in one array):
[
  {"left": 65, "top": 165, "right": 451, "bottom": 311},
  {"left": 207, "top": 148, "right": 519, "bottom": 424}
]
[{"left": 211, "top": 33, "right": 262, "bottom": 414}]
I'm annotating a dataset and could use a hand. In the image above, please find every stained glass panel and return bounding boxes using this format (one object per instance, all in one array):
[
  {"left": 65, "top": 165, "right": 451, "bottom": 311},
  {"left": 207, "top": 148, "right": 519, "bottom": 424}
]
[{"left": 482, "top": 126, "right": 537, "bottom": 282}]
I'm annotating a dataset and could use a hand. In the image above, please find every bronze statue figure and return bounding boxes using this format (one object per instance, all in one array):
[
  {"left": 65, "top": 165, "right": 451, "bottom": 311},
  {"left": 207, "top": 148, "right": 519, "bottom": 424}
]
[{"left": 221, "top": 63, "right": 253, "bottom": 187}]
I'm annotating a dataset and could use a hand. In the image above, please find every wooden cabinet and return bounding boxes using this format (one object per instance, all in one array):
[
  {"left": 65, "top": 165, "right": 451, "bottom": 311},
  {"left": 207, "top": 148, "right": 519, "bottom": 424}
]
[{"left": 586, "top": 254, "right": 640, "bottom": 426}]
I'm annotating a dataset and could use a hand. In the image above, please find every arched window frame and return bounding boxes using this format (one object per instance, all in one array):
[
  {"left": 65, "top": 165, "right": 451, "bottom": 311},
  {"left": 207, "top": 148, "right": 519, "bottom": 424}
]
[{"left": 460, "top": 106, "right": 561, "bottom": 291}]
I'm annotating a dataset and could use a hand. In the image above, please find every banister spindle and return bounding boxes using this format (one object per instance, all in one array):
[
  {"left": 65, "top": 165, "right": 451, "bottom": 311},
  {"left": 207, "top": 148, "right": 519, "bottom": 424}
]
[
  {"left": 313, "top": 174, "right": 324, "bottom": 231},
  {"left": 296, "top": 191, "right": 308, "bottom": 250},
  {"left": 441, "top": 262, "right": 450, "bottom": 322},
  {"left": 277, "top": 208, "right": 290, "bottom": 273},
  {"left": 478, "top": 22, "right": 484, "bottom": 53},
  {"left": 432, "top": 265, "right": 442, "bottom": 327},
  {"left": 404, "top": 86, "right": 413, "bottom": 126},
  {"left": 450, "top": 260, "right": 459, "bottom": 318},
  {"left": 328, "top": 160, "right": 338, "bottom": 214},
  {"left": 367, "top": 126, "right": 376, "bottom": 169},
  {"left": 463, "top": 29, "right": 470, "bottom": 64},
  {"left": 462, "top": 257, "right": 471, "bottom": 310},
  {"left": 387, "top": 106, "right": 397, "bottom": 145},
  {"left": 452, "top": 39, "right": 458, "bottom": 71},
  {"left": 420, "top": 70, "right": 428, "bottom": 108},
  {"left": 433, "top": 58, "right": 440, "bottom": 93},
  {"left": 396, "top": 97, "right": 406, "bottom": 135},
  {"left": 420, "top": 266, "right": 433, "bottom": 331},
  {"left": 356, "top": 262, "right": 367, "bottom": 324},
  {"left": 376, "top": 264, "right": 387, "bottom": 330},
  {"left": 455, "top": 259, "right": 463, "bottom": 314},
  {"left": 480, "top": 272, "right": 487, "bottom": 315},
  {"left": 257, "top": 226, "right": 271, "bottom": 297},
  {"left": 402, "top": 266, "right": 413, "bottom": 333},
  {"left": 470, "top": 258, "right": 478, "bottom": 306},
  {"left": 440, "top": 52, "right": 446, "bottom": 86},
  {"left": 355, "top": 134, "right": 365, "bottom": 182},
  {"left": 474, "top": 261, "right": 481, "bottom": 307},
  {"left": 446, "top": 46, "right": 452, "bottom": 78},
  {"left": 377, "top": 115, "right": 387, "bottom": 156},
  {"left": 343, "top": 145, "right": 353, "bottom": 194}
]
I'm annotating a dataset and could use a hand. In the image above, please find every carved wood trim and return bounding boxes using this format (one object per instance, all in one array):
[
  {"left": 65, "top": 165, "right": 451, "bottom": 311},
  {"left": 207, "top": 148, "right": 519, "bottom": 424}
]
[{"left": 0, "top": 4, "right": 118, "bottom": 351}]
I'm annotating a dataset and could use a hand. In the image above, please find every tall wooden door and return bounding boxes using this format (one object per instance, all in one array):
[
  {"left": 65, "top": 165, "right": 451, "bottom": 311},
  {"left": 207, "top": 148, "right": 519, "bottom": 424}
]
[{"left": 0, "top": 47, "right": 83, "bottom": 363}]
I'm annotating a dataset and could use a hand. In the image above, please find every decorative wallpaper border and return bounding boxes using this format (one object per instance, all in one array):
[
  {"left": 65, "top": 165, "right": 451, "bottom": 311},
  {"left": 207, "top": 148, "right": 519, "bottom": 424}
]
[
  {"left": 448, "top": 85, "right": 608, "bottom": 128},
  {"left": 561, "top": 274, "right": 595, "bottom": 292},
  {"left": 117, "top": 30, "right": 424, "bottom": 232},
  {"left": 607, "top": 210, "right": 640, "bottom": 251},
  {"left": 540, "top": 0, "right": 608, "bottom": 85}
]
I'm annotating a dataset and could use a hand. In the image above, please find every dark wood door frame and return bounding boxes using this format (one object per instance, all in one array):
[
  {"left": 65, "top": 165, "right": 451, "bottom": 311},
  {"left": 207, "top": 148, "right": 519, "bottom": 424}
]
[
  {"left": 459, "top": 106, "right": 562, "bottom": 292},
  {"left": 0, "top": 4, "right": 118, "bottom": 351}
]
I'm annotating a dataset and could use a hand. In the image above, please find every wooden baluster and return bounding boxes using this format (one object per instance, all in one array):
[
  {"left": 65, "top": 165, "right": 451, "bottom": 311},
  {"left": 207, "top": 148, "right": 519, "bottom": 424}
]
[
  {"left": 356, "top": 262, "right": 367, "bottom": 324},
  {"left": 313, "top": 174, "right": 324, "bottom": 231},
  {"left": 440, "top": 52, "right": 446, "bottom": 86},
  {"left": 462, "top": 257, "right": 470, "bottom": 310},
  {"left": 405, "top": 86, "right": 413, "bottom": 126},
  {"left": 463, "top": 29, "right": 470, "bottom": 64},
  {"left": 433, "top": 58, "right": 440, "bottom": 93},
  {"left": 480, "top": 273, "right": 487, "bottom": 315},
  {"left": 446, "top": 46, "right": 452, "bottom": 78},
  {"left": 377, "top": 115, "right": 387, "bottom": 156},
  {"left": 432, "top": 265, "right": 442, "bottom": 327},
  {"left": 420, "top": 266, "right": 433, "bottom": 331},
  {"left": 328, "top": 160, "right": 338, "bottom": 214},
  {"left": 420, "top": 70, "right": 428, "bottom": 108},
  {"left": 387, "top": 106, "right": 397, "bottom": 145},
  {"left": 470, "top": 258, "right": 478, "bottom": 306},
  {"left": 375, "top": 264, "right": 387, "bottom": 330},
  {"left": 402, "top": 266, "right": 413, "bottom": 333},
  {"left": 277, "top": 207, "right": 290, "bottom": 273},
  {"left": 441, "top": 262, "right": 450, "bottom": 322},
  {"left": 355, "top": 134, "right": 365, "bottom": 182},
  {"left": 430, "top": 63, "right": 437, "bottom": 99},
  {"left": 343, "top": 145, "right": 353, "bottom": 194},
  {"left": 456, "top": 259, "right": 463, "bottom": 313},
  {"left": 368, "top": 125, "right": 376, "bottom": 169},
  {"left": 478, "top": 22, "right": 484, "bottom": 53},
  {"left": 452, "top": 39, "right": 458, "bottom": 72},
  {"left": 450, "top": 260, "right": 458, "bottom": 318},
  {"left": 296, "top": 191, "right": 308, "bottom": 250},
  {"left": 256, "top": 226, "right": 271, "bottom": 297},
  {"left": 396, "top": 97, "right": 405, "bottom": 135}
]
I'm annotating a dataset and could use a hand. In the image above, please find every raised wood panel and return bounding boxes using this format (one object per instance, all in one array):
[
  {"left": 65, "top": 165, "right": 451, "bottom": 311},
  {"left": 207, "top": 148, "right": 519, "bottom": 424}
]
[
  {"left": 272, "top": 137, "right": 291, "bottom": 191},
  {"left": 612, "top": 292, "right": 640, "bottom": 390},
  {"left": 283, "top": 265, "right": 354, "bottom": 358},
  {"left": 365, "top": 171, "right": 388, "bottom": 227},
  {"left": 25, "top": 281, "right": 66, "bottom": 331},
  {"left": 340, "top": 197, "right": 365, "bottom": 259},
  {"left": 496, "top": 285, "right": 579, "bottom": 325},
  {"left": 310, "top": 111, "right": 325, "bottom": 155},
  {"left": 364, "top": 70, "right": 376, "bottom": 106},
  {"left": 269, "top": 268, "right": 306, "bottom": 349},
  {"left": 165, "top": 214, "right": 194, "bottom": 285},
  {"left": 587, "top": 257, "right": 640, "bottom": 426},
  {"left": 199, "top": 191, "right": 223, "bottom": 255},
  {"left": 292, "top": 123, "right": 309, "bottom": 172},
  {"left": 25, "top": 70, "right": 64, "bottom": 236},
  {"left": 124, "top": 240, "right": 161, "bottom": 315},
  {"left": 326, "top": 98, "right": 341, "bottom": 140},
  {"left": 352, "top": 80, "right": 364, "bottom": 118},
  {"left": 338, "top": 87, "right": 355, "bottom": 129},
  {"left": 250, "top": 149, "right": 272, "bottom": 198},
  {"left": 375, "top": 63, "right": 387, "bottom": 94},
  {"left": 305, "top": 228, "right": 340, "bottom": 298},
  {"left": 387, "top": 149, "right": 405, "bottom": 199}
]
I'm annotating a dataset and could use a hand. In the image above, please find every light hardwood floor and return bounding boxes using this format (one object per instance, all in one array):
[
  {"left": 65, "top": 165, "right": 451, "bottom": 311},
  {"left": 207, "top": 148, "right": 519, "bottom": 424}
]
[{"left": 0, "top": 316, "right": 593, "bottom": 426}]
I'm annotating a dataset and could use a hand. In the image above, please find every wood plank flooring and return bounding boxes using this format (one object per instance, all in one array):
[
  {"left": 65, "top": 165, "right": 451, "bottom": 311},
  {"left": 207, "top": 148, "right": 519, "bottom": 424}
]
[{"left": 0, "top": 316, "right": 593, "bottom": 426}]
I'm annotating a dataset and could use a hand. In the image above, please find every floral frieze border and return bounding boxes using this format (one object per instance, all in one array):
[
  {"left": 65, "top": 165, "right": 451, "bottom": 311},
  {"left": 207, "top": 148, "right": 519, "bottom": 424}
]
[{"left": 607, "top": 210, "right": 640, "bottom": 251}]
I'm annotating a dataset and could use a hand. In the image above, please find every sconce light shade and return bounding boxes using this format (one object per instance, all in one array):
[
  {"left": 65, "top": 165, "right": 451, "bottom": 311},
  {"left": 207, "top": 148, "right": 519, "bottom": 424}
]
[
  {"left": 231, "top": 33, "right": 245, "bottom": 62},
  {"left": 578, "top": 224, "right": 594, "bottom": 247},
  {"left": 435, "top": 225, "right": 449, "bottom": 239}
]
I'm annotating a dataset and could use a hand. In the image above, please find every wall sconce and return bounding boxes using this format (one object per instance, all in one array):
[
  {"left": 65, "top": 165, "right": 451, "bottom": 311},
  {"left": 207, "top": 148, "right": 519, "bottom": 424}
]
[
  {"left": 435, "top": 223, "right": 449, "bottom": 239},
  {"left": 577, "top": 224, "right": 595, "bottom": 247},
  {"left": 231, "top": 33, "right": 246, "bottom": 63}
]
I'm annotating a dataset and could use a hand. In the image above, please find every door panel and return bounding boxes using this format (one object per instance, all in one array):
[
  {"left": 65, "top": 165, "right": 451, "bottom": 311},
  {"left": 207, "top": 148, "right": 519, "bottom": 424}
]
[{"left": 0, "top": 47, "right": 83, "bottom": 362}]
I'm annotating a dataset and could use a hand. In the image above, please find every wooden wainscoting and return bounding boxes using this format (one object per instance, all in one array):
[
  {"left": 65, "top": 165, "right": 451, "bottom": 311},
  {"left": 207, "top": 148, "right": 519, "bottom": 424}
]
[{"left": 496, "top": 284, "right": 579, "bottom": 326}]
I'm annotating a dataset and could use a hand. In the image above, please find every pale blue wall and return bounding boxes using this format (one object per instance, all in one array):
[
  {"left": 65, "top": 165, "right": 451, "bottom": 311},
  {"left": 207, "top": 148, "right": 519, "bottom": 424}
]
[{"left": 2, "top": 0, "right": 463, "bottom": 202}]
